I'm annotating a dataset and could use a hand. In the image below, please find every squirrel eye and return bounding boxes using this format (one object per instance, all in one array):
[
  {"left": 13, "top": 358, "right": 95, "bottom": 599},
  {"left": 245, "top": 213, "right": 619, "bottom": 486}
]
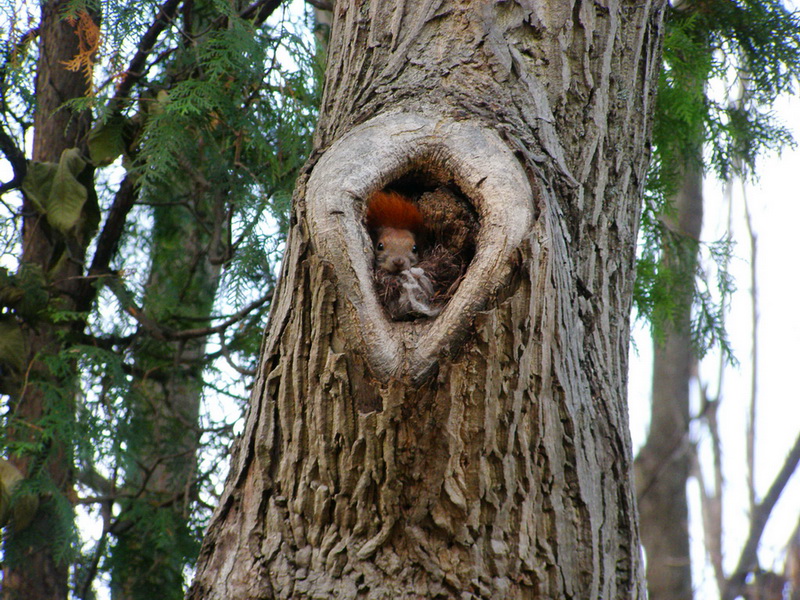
[
  {"left": 412, "top": 244, "right": 418, "bottom": 253},
  {"left": 376, "top": 242, "right": 384, "bottom": 251}
]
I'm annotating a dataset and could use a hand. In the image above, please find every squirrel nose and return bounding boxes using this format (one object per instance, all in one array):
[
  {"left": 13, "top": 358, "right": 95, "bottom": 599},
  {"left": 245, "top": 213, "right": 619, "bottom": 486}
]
[{"left": 393, "top": 258, "right": 406, "bottom": 269}]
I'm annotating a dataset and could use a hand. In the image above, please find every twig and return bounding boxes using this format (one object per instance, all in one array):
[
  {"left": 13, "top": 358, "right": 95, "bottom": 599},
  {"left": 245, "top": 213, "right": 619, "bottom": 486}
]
[
  {"left": 0, "top": 122, "right": 26, "bottom": 194},
  {"left": 696, "top": 385, "right": 726, "bottom": 592},
  {"left": 102, "top": 270, "right": 273, "bottom": 342},
  {"left": 168, "top": 290, "right": 273, "bottom": 339},
  {"left": 722, "top": 431, "right": 800, "bottom": 600},
  {"left": 217, "top": 334, "right": 257, "bottom": 377},
  {"left": 743, "top": 183, "right": 759, "bottom": 516}
]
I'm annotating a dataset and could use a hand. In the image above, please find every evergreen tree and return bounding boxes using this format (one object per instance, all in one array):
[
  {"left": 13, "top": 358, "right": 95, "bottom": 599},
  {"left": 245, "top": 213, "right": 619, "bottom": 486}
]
[{"left": 0, "top": 1, "right": 320, "bottom": 598}]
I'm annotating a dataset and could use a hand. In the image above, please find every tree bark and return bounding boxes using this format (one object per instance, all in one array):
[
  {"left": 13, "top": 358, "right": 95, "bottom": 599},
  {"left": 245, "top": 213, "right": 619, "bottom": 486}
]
[{"left": 190, "top": 1, "right": 667, "bottom": 598}]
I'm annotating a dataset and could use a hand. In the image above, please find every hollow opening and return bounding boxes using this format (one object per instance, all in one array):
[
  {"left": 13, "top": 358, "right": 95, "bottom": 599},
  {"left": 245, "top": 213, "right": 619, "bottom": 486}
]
[{"left": 364, "top": 168, "right": 480, "bottom": 321}]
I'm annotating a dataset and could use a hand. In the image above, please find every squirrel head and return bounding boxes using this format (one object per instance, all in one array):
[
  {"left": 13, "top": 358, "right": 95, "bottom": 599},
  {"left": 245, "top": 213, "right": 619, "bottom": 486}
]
[
  {"left": 366, "top": 191, "right": 424, "bottom": 273},
  {"left": 374, "top": 227, "right": 419, "bottom": 273}
]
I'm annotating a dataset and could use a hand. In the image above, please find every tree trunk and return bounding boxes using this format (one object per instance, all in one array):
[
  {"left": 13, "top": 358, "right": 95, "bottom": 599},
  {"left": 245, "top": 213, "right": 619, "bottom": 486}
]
[
  {"left": 634, "top": 11, "right": 708, "bottom": 592},
  {"left": 190, "top": 1, "right": 667, "bottom": 598},
  {"left": 4, "top": 2, "right": 97, "bottom": 599},
  {"left": 635, "top": 159, "right": 703, "bottom": 600},
  {"left": 110, "top": 199, "right": 221, "bottom": 600}
]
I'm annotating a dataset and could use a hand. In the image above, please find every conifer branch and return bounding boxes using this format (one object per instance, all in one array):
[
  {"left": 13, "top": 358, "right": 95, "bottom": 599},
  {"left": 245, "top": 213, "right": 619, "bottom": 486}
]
[{"left": 113, "top": 0, "right": 183, "bottom": 104}]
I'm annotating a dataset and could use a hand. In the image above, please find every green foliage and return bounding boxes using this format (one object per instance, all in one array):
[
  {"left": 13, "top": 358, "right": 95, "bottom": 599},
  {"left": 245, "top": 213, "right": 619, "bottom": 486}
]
[
  {"left": 0, "top": 316, "right": 25, "bottom": 375},
  {"left": 0, "top": 4, "right": 37, "bottom": 128},
  {"left": 636, "top": 0, "right": 800, "bottom": 358},
  {"left": 0, "top": 1, "right": 321, "bottom": 597},
  {"left": 107, "top": 500, "right": 200, "bottom": 600},
  {"left": 88, "top": 114, "right": 127, "bottom": 165}
]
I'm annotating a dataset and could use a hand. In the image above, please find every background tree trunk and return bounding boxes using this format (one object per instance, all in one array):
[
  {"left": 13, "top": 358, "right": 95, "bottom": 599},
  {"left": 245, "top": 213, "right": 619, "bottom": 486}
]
[
  {"left": 635, "top": 159, "right": 703, "bottom": 600},
  {"left": 634, "top": 12, "right": 708, "bottom": 595},
  {"left": 110, "top": 197, "right": 221, "bottom": 600},
  {"left": 108, "top": 4, "right": 228, "bottom": 596},
  {"left": 190, "top": 1, "right": 667, "bottom": 598}
]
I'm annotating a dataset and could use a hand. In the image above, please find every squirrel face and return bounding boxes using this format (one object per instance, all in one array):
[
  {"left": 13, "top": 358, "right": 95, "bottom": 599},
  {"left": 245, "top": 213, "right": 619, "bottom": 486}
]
[{"left": 374, "top": 227, "right": 419, "bottom": 273}]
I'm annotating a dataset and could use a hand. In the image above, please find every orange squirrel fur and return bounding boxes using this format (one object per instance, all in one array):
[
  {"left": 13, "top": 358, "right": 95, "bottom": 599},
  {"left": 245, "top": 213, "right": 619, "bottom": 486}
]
[
  {"left": 366, "top": 190, "right": 425, "bottom": 233},
  {"left": 366, "top": 191, "right": 424, "bottom": 273}
]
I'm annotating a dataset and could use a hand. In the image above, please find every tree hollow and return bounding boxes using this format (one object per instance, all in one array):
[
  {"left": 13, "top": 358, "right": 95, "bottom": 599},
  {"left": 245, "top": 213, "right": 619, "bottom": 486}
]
[{"left": 306, "top": 112, "right": 534, "bottom": 385}]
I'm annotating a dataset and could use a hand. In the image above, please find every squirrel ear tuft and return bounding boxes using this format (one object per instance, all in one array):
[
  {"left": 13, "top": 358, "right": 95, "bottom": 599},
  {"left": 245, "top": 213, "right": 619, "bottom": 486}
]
[{"left": 366, "top": 191, "right": 424, "bottom": 232}]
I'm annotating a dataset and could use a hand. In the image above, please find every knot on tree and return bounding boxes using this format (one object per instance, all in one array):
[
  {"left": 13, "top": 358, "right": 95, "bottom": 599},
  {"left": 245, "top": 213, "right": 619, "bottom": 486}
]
[{"left": 306, "top": 113, "right": 534, "bottom": 385}]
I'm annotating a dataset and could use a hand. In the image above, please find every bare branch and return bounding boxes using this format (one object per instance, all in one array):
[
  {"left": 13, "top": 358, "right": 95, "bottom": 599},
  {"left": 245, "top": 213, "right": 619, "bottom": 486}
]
[
  {"left": 168, "top": 291, "right": 273, "bottom": 340},
  {"left": 696, "top": 386, "right": 726, "bottom": 593},
  {"left": 723, "top": 431, "right": 800, "bottom": 600},
  {"left": 73, "top": 175, "right": 138, "bottom": 313},
  {"left": 0, "top": 123, "right": 26, "bottom": 195},
  {"left": 100, "top": 275, "right": 180, "bottom": 341},
  {"left": 217, "top": 334, "right": 257, "bottom": 377},
  {"left": 112, "top": 0, "right": 183, "bottom": 105},
  {"left": 743, "top": 184, "right": 759, "bottom": 516},
  {"left": 102, "top": 270, "right": 272, "bottom": 342}
]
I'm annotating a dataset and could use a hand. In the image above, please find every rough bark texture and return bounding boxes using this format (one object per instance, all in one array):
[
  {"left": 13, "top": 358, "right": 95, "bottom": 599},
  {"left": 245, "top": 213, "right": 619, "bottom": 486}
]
[{"left": 190, "top": 1, "right": 667, "bottom": 598}]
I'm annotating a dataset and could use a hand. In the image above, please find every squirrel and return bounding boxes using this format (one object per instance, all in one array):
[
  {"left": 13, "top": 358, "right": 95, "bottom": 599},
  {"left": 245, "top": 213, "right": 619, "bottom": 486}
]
[
  {"left": 366, "top": 190, "right": 424, "bottom": 273},
  {"left": 366, "top": 188, "right": 471, "bottom": 320}
]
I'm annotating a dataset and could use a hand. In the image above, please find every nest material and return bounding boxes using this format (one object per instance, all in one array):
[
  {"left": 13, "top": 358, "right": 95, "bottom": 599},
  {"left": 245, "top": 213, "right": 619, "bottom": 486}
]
[
  {"left": 417, "top": 187, "right": 479, "bottom": 257},
  {"left": 374, "top": 246, "right": 466, "bottom": 321}
]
